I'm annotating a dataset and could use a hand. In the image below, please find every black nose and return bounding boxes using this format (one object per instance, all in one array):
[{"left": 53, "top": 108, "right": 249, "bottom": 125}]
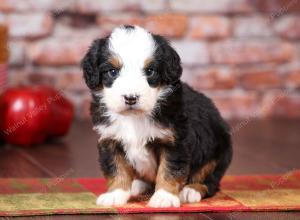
[{"left": 124, "top": 95, "right": 139, "bottom": 106}]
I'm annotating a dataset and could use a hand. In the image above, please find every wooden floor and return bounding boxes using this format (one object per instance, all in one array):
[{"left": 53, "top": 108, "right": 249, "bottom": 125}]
[{"left": 0, "top": 119, "right": 300, "bottom": 219}]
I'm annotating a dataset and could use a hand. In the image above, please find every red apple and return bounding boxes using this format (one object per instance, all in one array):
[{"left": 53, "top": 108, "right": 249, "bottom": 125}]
[
  {"left": 0, "top": 86, "right": 74, "bottom": 146},
  {"left": 39, "top": 87, "right": 74, "bottom": 137},
  {"left": 0, "top": 87, "right": 50, "bottom": 146}
]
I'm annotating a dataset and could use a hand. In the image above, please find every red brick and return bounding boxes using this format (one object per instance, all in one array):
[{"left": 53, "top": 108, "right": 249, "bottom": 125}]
[
  {"left": 189, "top": 16, "right": 231, "bottom": 39},
  {"left": 54, "top": 22, "right": 105, "bottom": 39},
  {"left": 285, "top": 70, "right": 300, "bottom": 89},
  {"left": 8, "top": 67, "right": 88, "bottom": 92},
  {"left": 27, "top": 38, "right": 91, "bottom": 66},
  {"left": 76, "top": 0, "right": 139, "bottom": 13},
  {"left": 239, "top": 70, "right": 281, "bottom": 90},
  {"left": 207, "top": 91, "right": 260, "bottom": 119},
  {"left": 0, "top": 0, "right": 11, "bottom": 12},
  {"left": 7, "top": 69, "right": 30, "bottom": 86},
  {"left": 185, "top": 67, "right": 237, "bottom": 90},
  {"left": 51, "top": 0, "right": 77, "bottom": 14},
  {"left": 262, "top": 91, "right": 300, "bottom": 118},
  {"left": 9, "top": 41, "right": 25, "bottom": 66},
  {"left": 8, "top": 69, "right": 56, "bottom": 87},
  {"left": 250, "top": 0, "right": 300, "bottom": 13},
  {"left": 7, "top": 13, "right": 53, "bottom": 39},
  {"left": 0, "top": 0, "right": 75, "bottom": 12},
  {"left": 170, "top": 0, "right": 253, "bottom": 13},
  {"left": 210, "top": 40, "right": 295, "bottom": 65},
  {"left": 55, "top": 70, "right": 87, "bottom": 91},
  {"left": 145, "top": 14, "right": 188, "bottom": 38},
  {"left": 172, "top": 41, "right": 209, "bottom": 65},
  {"left": 140, "top": 0, "right": 166, "bottom": 12},
  {"left": 274, "top": 16, "right": 300, "bottom": 40},
  {"left": 0, "top": 14, "right": 5, "bottom": 23},
  {"left": 28, "top": 72, "right": 56, "bottom": 86},
  {"left": 0, "top": 0, "right": 51, "bottom": 12},
  {"left": 96, "top": 14, "right": 144, "bottom": 35},
  {"left": 97, "top": 14, "right": 144, "bottom": 26},
  {"left": 234, "top": 16, "right": 273, "bottom": 37}
]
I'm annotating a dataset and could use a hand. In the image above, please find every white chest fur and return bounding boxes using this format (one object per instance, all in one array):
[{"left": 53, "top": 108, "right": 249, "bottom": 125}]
[{"left": 94, "top": 114, "right": 173, "bottom": 181}]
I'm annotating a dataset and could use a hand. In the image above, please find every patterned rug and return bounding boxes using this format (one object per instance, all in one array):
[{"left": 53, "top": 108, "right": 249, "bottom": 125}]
[{"left": 1, "top": 170, "right": 300, "bottom": 216}]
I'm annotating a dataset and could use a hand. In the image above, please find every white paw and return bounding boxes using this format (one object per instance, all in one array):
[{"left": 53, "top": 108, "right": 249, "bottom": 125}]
[
  {"left": 148, "top": 189, "right": 180, "bottom": 208},
  {"left": 96, "top": 189, "right": 130, "bottom": 206},
  {"left": 179, "top": 186, "right": 201, "bottom": 203}
]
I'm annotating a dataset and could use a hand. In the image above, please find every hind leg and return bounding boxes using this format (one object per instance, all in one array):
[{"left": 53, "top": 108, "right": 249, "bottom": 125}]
[
  {"left": 179, "top": 160, "right": 216, "bottom": 203},
  {"left": 180, "top": 150, "right": 231, "bottom": 203},
  {"left": 180, "top": 173, "right": 221, "bottom": 203}
]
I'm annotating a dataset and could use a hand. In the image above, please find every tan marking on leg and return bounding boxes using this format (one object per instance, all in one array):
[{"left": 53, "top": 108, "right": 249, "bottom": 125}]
[
  {"left": 185, "top": 160, "right": 217, "bottom": 198},
  {"left": 191, "top": 160, "right": 217, "bottom": 183},
  {"left": 155, "top": 152, "right": 185, "bottom": 195},
  {"left": 98, "top": 138, "right": 135, "bottom": 192},
  {"left": 107, "top": 153, "right": 135, "bottom": 192}
]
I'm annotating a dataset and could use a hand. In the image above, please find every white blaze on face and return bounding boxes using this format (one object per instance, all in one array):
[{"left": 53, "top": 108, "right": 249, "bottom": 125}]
[{"left": 102, "top": 26, "right": 161, "bottom": 114}]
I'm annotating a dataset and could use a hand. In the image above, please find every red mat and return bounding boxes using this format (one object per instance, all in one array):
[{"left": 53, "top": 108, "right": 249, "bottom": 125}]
[{"left": 1, "top": 171, "right": 300, "bottom": 216}]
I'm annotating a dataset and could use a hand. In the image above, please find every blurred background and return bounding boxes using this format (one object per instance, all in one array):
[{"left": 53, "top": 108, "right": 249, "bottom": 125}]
[
  {"left": 1, "top": 1, "right": 300, "bottom": 219},
  {"left": 1, "top": 0, "right": 300, "bottom": 120}
]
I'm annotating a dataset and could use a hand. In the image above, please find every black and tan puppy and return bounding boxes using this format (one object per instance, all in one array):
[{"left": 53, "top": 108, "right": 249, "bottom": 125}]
[{"left": 82, "top": 25, "right": 232, "bottom": 208}]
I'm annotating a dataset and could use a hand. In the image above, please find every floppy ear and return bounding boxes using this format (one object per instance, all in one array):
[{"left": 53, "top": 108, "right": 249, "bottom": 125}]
[
  {"left": 153, "top": 35, "right": 182, "bottom": 84},
  {"left": 81, "top": 38, "right": 108, "bottom": 90}
]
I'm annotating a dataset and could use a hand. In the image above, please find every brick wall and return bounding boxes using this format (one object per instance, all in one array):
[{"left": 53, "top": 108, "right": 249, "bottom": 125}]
[{"left": 1, "top": 0, "right": 300, "bottom": 119}]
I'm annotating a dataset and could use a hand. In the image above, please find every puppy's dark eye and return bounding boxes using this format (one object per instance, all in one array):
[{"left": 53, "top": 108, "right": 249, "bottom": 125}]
[
  {"left": 107, "top": 69, "right": 119, "bottom": 78},
  {"left": 145, "top": 68, "right": 156, "bottom": 77}
]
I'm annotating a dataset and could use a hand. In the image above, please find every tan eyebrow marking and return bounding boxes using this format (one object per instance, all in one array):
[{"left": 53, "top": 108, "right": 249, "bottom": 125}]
[
  {"left": 108, "top": 56, "right": 123, "bottom": 69},
  {"left": 144, "top": 58, "right": 153, "bottom": 68}
]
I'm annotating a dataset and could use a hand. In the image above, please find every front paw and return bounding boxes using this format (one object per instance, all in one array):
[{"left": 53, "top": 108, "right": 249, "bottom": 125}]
[
  {"left": 148, "top": 189, "right": 180, "bottom": 208},
  {"left": 96, "top": 189, "right": 130, "bottom": 206},
  {"left": 179, "top": 186, "right": 202, "bottom": 203}
]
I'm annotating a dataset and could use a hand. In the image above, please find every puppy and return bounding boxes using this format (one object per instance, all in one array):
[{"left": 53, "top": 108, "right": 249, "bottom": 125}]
[{"left": 82, "top": 25, "right": 232, "bottom": 208}]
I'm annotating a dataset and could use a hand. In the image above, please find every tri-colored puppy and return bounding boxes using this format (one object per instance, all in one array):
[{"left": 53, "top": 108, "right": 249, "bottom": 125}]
[{"left": 82, "top": 25, "right": 232, "bottom": 208}]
